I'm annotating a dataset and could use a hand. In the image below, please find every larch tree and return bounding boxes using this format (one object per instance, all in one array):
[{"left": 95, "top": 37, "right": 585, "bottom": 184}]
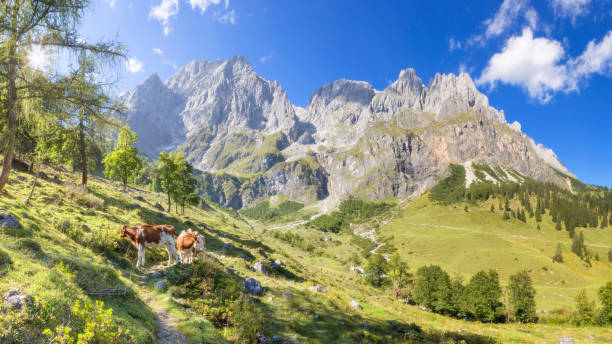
[{"left": 0, "top": 0, "right": 124, "bottom": 193}]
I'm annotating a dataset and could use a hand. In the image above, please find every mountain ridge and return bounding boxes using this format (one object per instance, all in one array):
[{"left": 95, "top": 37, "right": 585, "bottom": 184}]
[{"left": 120, "top": 56, "right": 574, "bottom": 209}]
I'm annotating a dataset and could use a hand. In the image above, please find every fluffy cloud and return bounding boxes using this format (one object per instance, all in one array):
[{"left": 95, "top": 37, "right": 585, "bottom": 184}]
[
  {"left": 550, "top": 0, "right": 590, "bottom": 20},
  {"left": 478, "top": 28, "right": 612, "bottom": 103},
  {"left": 477, "top": 28, "right": 566, "bottom": 103},
  {"left": 153, "top": 48, "right": 164, "bottom": 56},
  {"left": 152, "top": 48, "right": 178, "bottom": 69},
  {"left": 105, "top": 0, "right": 117, "bottom": 8},
  {"left": 189, "top": 0, "right": 228, "bottom": 13},
  {"left": 126, "top": 57, "right": 144, "bottom": 73},
  {"left": 149, "top": 0, "right": 179, "bottom": 36}
]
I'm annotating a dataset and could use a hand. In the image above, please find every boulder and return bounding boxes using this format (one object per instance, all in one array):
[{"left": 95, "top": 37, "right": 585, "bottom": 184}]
[
  {"left": 134, "top": 196, "right": 145, "bottom": 202},
  {"left": 244, "top": 277, "right": 263, "bottom": 295},
  {"left": 38, "top": 171, "right": 49, "bottom": 180},
  {"left": 309, "top": 285, "right": 327, "bottom": 293},
  {"left": 270, "top": 259, "right": 283, "bottom": 270},
  {"left": 0, "top": 213, "right": 20, "bottom": 229},
  {"left": 224, "top": 267, "right": 235, "bottom": 275},
  {"left": 350, "top": 300, "right": 362, "bottom": 310},
  {"left": 283, "top": 291, "right": 293, "bottom": 297},
  {"left": 130, "top": 203, "right": 142, "bottom": 209},
  {"left": 197, "top": 222, "right": 208, "bottom": 229},
  {"left": 3, "top": 289, "right": 32, "bottom": 310},
  {"left": 222, "top": 243, "right": 234, "bottom": 251},
  {"left": 252, "top": 262, "right": 268, "bottom": 274},
  {"left": 149, "top": 271, "right": 163, "bottom": 279},
  {"left": 154, "top": 203, "right": 164, "bottom": 211},
  {"left": 154, "top": 280, "right": 167, "bottom": 290},
  {"left": 81, "top": 224, "right": 90, "bottom": 231},
  {"left": 16, "top": 176, "right": 28, "bottom": 183}
]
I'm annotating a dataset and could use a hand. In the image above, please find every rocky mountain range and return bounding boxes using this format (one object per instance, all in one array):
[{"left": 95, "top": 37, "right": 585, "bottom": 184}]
[{"left": 119, "top": 56, "right": 574, "bottom": 209}]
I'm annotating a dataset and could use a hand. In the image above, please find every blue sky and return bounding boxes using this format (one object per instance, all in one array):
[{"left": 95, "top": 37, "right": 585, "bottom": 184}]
[{"left": 80, "top": 0, "right": 612, "bottom": 186}]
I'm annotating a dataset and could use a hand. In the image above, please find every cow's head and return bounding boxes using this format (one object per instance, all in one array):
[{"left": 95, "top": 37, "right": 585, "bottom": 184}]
[{"left": 119, "top": 225, "right": 128, "bottom": 238}]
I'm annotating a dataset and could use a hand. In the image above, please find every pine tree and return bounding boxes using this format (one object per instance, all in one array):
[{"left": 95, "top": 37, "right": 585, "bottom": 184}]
[
  {"left": 499, "top": 199, "right": 503, "bottom": 211},
  {"left": 503, "top": 211, "right": 510, "bottom": 220},
  {"left": 508, "top": 271, "right": 537, "bottom": 323},
  {"left": 490, "top": 204, "right": 495, "bottom": 212},
  {"left": 555, "top": 220, "right": 562, "bottom": 231},
  {"left": 599, "top": 282, "right": 612, "bottom": 325},
  {"left": 601, "top": 213, "right": 608, "bottom": 228},
  {"left": 572, "top": 289, "right": 595, "bottom": 326},
  {"left": 553, "top": 243, "right": 564, "bottom": 263},
  {"left": 572, "top": 232, "right": 586, "bottom": 259},
  {"left": 535, "top": 210, "right": 542, "bottom": 223}
]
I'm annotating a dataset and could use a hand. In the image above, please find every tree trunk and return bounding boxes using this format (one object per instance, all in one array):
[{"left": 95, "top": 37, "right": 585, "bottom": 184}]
[
  {"left": 24, "top": 162, "right": 40, "bottom": 206},
  {"left": 78, "top": 110, "right": 88, "bottom": 185},
  {"left": 0, "top": 41, "right": 18, "bottom": 193},
  {"left": 167, "top": 190, "right": 171, "bottom": 213}
]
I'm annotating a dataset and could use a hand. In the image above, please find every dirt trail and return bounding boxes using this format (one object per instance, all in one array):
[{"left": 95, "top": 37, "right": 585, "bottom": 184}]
[{"left": 130, "top": 265, "right": 188, "bottom": 344}]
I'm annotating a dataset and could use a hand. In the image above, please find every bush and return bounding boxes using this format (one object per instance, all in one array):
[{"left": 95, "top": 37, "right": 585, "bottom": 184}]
[
  {"left": 43, "top": 300, "right": 133, "bottom": 344},
  {"left": 67, "top": 186, "right": 105, "bottom": 210},
  {"left": 307, "top": 212, "right": 345, "bottom": 233},
  {"left": 0, "top": 247, "right": 12, "bottom": 267},
  {"left": 272, "top": 231, "right": 314, "bottom": 252},
  {"left": 572, "top": 289, "right": 596, "bottom": 326}
]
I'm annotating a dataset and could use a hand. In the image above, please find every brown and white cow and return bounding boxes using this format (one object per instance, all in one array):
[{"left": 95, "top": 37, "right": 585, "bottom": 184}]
[
  {"left": 176, "top": 229, "right": 206, "bottom": 264},
  {"left": 119, "top": 224, "right": 179, "bottom": 268}
]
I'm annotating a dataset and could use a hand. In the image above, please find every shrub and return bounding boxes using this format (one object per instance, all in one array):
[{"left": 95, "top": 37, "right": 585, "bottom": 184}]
[
  {"left": 0, "top": 247, "right": 12, "bottom": 267},
  {"left": 307, "top": 212, "right": 345, "bottom": 233},
  {"left": 43, "top": 300, "right": 133, "bottom": 344},
  {"left": 15, "top": 238, "right": 43, "bottom": 255},
  {"left": 231, "top": 296, "right": 265, "bottom": 343},
  {"left": 572, "top": 289, "right": 596, "bottom": 326},
  {"left": 68, "top": 185, "right": 105, "bottom": 210}
]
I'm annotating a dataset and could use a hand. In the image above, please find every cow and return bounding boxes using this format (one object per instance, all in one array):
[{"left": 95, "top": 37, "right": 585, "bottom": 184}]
[
  {"left": 119, "top": 224, "right": 179, "bottom": 268},
  {"left": 176, "top": 229, "right": 207, "bottom": 264}
]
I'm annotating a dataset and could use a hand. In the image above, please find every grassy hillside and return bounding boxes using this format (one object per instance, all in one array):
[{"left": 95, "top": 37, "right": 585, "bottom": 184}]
[
  {"left": 379, "top": 195, "right": 612, "bottom": 311},
  {"left": 1, "top": 166, "right": 611, "bottom": 343}
]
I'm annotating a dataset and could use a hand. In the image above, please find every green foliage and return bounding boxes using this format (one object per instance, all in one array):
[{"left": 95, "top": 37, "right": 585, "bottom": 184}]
[
  {"left": 230, "top": 296, "right": 265, "bottom": 343},
  {"left": 508, "top": 271, "right": 537, "bottom": 323},
  {"left": 307, "top": 211, "right": 345, "bottom": 233},
  {"left": 553, "top": 243, "right": 564, "bottom": 263},
  {"left": 463, "top": 270, "right": 504, "bottom": 323},
  {"left": 155, "top": 152, "right": 198, "bottom": 214},
  {"left": 598, "top": 282, "right": 612, "bottom": 325},
  {"left": 272, "top": 231, "right": 314, "bottom": 252},
  {"left": 429, "top": 164, "right": 466, "bottom": 204},
  {"left": 608, "top": 249, "right": 612, "bottom": 263},
  {"left": 102, "top": 126, "right": 143, "bottom": 191},
  {"left": 571, "top": 231, "right": 588, "bottom": 259},
  {"left": 388, "top": 253, "right": 409, "bottom": 298},
  {"left": 572, "top": 290, "right": 596, "bottom": 326},
  {"left": 307, "top": 199, "right": 391, "bottom": 233},
  {"left": 365, "top": 253, "right": 388, "bottom": 287},
  {"left": 0, "top": 247, "right": 12, "bottom": 267},
  {"left": 242, "top": 199, "right": 304, "bottom": 221},
  {"left": 412, "top": 265, "right": 452, "bottom": 314},
  {"left": 43, "top": 300, "right": 133, "bottom": 344},
  {"left": 350, "top": 235, "right": 377, "bottom": 256}
]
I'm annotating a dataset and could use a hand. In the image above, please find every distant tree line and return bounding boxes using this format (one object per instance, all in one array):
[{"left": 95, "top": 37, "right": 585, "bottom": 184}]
[
  {"left": 364, "top": 253, "right": 612, "bottom": 325},
  {"left": 306, "top": 198, "right": 392, "bottom": 233}
]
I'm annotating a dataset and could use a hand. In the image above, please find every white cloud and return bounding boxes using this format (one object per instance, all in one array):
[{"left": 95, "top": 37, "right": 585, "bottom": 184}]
[
  {"left": 484, "top": 0, "right": 529, "bottom": 38},
  {"left": 478, "top": 28, "right": 612, "bottom": 103},
  {"left": 449, "top": 37, "right": 461, "bottom": 51},
  {"left": 126, "top": 57, "right": 144, "bottom": 73},
  {"left": 566, "top": 30, "right": 612, "bottom": 90},
  {"left": 152, "top": 47, "right": 178, "bottom": 69},
  {"left": 477, "top": 28, "right": 566, "bottom": 103},
  {"left": 524, "top": 8, "right": 538, "bottom": 30},
  {"left": 105, "top": 0, "right": 117, "bottom": 8},
  {"left": 550, "top": 0, "right": 590, "bottom": 20},
  {"left": 149, "top": 0, "right": 179, "bottom": 36},
  {"left": 216, "top": 9, "right": 236, "bottom": 24},
  {"left": 189, "top": 0, "right": 226, "bottom": 13},
  {"left": 260, "top": 52, "right": 274, "bottom": 63}
]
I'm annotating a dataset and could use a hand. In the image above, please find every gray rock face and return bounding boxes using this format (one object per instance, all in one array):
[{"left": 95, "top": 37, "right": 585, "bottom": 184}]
[
  {"left": 4, "top": 289, "right": 32, "bottom": 310},
  {"left": 121, "top": 57, "right": 574, "bottom": 209},
  {"left": 244, "top": 277, "right": 263, "bottom": 295},
  {"left": 0, "top": 213, "right": 20, "bottom": 229},
  {"left": 252, "top": 262, "right": 267, "bottom": 274},
  {"left": 309, "top": 285, "right": 327, "bottom": 293},
  {"left": 154, "top": 280, "right": 167, "bottom": 289}
]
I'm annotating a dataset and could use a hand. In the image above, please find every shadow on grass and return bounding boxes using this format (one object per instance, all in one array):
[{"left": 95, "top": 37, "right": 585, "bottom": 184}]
[{"left": 252, "top": 287, "right": 498, "bottom": 344}]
